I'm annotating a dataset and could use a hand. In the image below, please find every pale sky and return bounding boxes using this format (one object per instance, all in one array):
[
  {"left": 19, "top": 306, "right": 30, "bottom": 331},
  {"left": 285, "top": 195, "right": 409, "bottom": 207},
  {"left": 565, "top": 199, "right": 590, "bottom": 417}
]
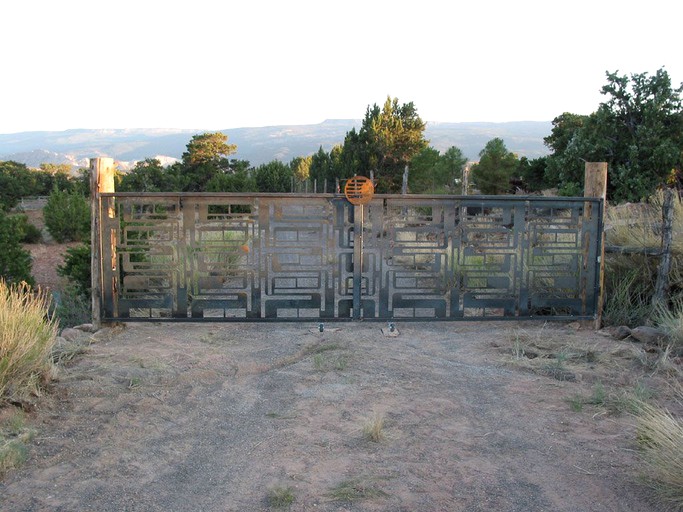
[{"left": 1, "top": 0, "right": 681, "bottom": 134}]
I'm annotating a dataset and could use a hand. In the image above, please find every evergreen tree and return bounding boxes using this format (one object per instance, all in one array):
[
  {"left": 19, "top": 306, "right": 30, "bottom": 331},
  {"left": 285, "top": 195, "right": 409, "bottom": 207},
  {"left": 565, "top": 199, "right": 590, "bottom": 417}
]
[
  {"left": 0, "top": 211, "right": 34, "bottom": 285},
  {"left": 470, "top": 138, "right": 519, "bottom": 195},
  {"left": 544, "top": 69, "right": 683, "bottom": 201},
  {"left": 340, "top": 97, "right": 428, "bottom": 192}
]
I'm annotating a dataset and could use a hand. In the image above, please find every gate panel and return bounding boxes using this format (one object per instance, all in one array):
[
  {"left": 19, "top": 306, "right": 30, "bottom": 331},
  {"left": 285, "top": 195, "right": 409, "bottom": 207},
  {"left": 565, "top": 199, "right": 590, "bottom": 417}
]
[
  {"left": 259, "top": 197, "right": 346, "bottom": 319},
  {"left": 101, "top": 194, "right": 357, "bottom": 320},
  {"left": 98, "top": 193, "right": 602, "bottom": 321},
  {"left": 358, "top": 196, "right": 601, "bottom": 320}
]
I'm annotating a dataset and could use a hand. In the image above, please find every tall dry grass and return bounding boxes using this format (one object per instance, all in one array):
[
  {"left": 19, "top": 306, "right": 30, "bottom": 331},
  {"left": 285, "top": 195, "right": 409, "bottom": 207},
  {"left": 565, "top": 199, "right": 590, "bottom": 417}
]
[
  {"left": 604, "top": 191, "right": 683, "bottom": 326},
  {"left": 655, "top": 299, "right": 683, "bottom": 354},
  {"left": 0, "top": 280, "right": 58, "bottom": 403},
  {"left": 635, "top": 387, "right": 683, "bottom": 510},
  {"left": 606, "top": 191, "right": 682, "bottom": 255}
]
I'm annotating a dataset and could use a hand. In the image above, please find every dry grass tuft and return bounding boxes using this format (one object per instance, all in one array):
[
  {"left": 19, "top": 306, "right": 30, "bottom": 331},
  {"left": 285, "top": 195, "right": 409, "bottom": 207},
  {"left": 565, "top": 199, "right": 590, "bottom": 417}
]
[
  {"left": 635, "top": 389, "right": 683, "bottom": 510},
  {"left": 0, "top": 409, "right": 35, "bottom": 477},
  {"left": 504, "top": 327, "right": 593, "bottom": 380},
  {"left": 655, "top": 300, "right": 683, "bottom": 354},
  {"left": 266, "top": 485, "right": 295, "bottom": 508},
  {"left": 0, "top": 280, "right": 58, "bottom": 403},
  {"left": 362, "top": 410, "right": 386, "bottom": 443},
  {"left": 328, "top": 478, "right": 388, "bottom": 502}
]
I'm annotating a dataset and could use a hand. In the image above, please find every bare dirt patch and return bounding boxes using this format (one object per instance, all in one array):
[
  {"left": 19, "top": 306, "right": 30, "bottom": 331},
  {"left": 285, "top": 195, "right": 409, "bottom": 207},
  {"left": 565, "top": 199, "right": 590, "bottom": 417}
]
[
  {"left": 25, "top": 242, "right": 79, "bottom": 292},
  {"left": 18, "top": 207, "right": 79, "bottom": 292},
  {"left": 1, "top": 321, "right": 677, "bottom": 511}
]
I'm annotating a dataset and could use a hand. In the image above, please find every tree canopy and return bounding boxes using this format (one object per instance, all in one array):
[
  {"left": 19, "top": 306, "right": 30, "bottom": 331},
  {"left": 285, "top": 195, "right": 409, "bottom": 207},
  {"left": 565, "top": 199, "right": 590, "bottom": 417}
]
[
  {"left": 470, "top": 138, "right": 519, "bottom": 195},
  {"left": 408, "top": 146, "right": 468, "bottom": 193},
  {"left": 340, "top": 96, "right": 428, "bottom": 192},
  {"left": 182, "top": 132, "right": 237, "bottom": 167},
  {"left": 254, "top": 160, "right": 292, "bottom": 192},
  {"left": 290, "top": 156, "right": 312, "bottom": 182},
  {"left": 178, "top": 132, "right": 239, "bottom": 192},
  {"left": 117, "top": 158, "right": 166, "bottom": 192},
  {"left": 544, "top": 68, "right": 683, "bottom": 201}
]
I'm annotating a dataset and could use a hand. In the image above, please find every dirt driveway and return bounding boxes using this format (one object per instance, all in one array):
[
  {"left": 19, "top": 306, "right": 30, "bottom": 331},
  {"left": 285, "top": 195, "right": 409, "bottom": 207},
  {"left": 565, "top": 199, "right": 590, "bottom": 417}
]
[{"left": 0, "top": 321, "right": 666, "bottom": 511}]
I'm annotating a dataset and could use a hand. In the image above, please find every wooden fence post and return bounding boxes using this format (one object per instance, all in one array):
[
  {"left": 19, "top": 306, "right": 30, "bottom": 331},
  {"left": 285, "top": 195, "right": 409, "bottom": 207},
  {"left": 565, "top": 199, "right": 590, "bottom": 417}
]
[
  {"left": 90, "top": 157, "right": 115, "bottom": 330},
  {"left": 584, "top": 162, "right": 608, "bottom": 329},
  {"left": 652, "top": 188, "right": 675, "bottom": 309},
  {"left": 461, "top": 166, "right": 470, "bottom": 195}
]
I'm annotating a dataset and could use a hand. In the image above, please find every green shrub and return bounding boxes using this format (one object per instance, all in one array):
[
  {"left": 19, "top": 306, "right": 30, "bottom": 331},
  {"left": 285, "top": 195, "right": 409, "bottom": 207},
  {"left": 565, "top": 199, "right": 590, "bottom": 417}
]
[
  {"left": 12, "top": 214, "right": 42, "bottom": 244},
  {"left": 0, "top": 211, "right": 34, "bottom": 286},
  {"left": 57, "top": 243, "right": 91, "bottom": 298},
  {"left": 0, "top": 161, "right": 41, "bottom": 211},
  {"left": 0, "top": 280, "right": 58, "bottom": 403},
  {"left": 43, "top": 189, "right": 90, "bottom": 243}
]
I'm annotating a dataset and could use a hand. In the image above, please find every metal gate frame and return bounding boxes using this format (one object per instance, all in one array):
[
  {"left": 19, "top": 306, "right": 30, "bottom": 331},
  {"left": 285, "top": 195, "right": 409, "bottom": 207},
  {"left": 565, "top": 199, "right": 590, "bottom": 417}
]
[{"left": 96, "top": 192, "right": 603, "bottom": 322}]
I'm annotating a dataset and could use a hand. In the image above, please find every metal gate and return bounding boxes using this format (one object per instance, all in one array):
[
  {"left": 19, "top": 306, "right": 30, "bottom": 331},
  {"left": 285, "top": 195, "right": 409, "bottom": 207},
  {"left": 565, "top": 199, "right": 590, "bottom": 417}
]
[{"left": 96, "top": 192, "right": 603, "bottom": 321}]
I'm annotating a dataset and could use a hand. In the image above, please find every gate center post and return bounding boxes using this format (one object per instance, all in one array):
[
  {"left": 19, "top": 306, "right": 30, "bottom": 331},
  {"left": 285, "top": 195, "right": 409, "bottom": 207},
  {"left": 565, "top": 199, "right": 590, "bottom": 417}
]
[{"left": 352, "top": 204, "right": 364, "bottom": 319}]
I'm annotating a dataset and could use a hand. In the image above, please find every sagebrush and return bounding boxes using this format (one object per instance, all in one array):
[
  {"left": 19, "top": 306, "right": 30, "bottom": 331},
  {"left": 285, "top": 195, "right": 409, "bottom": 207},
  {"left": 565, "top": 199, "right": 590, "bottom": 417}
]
[{"left": 0, "top": 280, "right": 58, "bottom": 403}]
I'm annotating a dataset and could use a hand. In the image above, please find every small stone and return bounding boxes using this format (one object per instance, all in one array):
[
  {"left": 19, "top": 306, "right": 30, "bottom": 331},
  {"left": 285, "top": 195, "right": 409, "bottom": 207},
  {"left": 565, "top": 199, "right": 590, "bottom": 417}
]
[
  {"left": 566, "top": 321, "right": 581, "bottom": 331},
  {"left": 630, "top": 326, "right": 666, "bottom": 345},
  {"left": 74, "top": 323, "right": 95, "bottom": 333},
  {"left": 613, "top": 325, "right": 632, "bottom": 340},
  {"left": 60, "top": 327, "right": 83, "bottom": 342}
]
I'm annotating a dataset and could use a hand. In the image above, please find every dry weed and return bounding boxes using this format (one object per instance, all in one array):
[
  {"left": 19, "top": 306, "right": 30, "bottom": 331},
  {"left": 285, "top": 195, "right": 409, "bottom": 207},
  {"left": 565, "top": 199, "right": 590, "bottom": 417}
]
[
  {"left": 635, "top": 387, "right": 683, "bottom": 510},
  {"left": 362, "top": 410, "right": 386, "bottom": 443},
  {"left": 0, "top": 280, "right": 58, "bottom": 403}
]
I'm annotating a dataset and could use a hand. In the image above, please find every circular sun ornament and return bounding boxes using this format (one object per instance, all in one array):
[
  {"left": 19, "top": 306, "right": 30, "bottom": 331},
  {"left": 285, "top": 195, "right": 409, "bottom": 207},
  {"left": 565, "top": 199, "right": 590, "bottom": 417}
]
[{"left": 344, "top": 175, "right": 375, "bottom": 205}]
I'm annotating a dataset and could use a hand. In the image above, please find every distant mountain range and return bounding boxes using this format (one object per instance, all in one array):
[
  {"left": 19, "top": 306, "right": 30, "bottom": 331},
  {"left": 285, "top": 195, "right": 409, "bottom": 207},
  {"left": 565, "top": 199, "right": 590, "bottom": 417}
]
[{"left": 0, "top": 120, "right": 552, "bottom": 170}]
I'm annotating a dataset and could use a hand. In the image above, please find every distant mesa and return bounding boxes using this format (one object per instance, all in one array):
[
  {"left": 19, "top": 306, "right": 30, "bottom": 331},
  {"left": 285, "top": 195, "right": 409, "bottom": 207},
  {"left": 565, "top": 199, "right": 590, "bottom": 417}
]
[{"left": 0, "top": 120, "right": 551, "bottom": 169}]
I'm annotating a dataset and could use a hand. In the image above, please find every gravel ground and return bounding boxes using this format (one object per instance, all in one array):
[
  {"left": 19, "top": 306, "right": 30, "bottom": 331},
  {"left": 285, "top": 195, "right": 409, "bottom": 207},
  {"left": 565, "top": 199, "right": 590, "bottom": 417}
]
[{"left": 0, "top": 320, "right": 667, "bottom": 511}]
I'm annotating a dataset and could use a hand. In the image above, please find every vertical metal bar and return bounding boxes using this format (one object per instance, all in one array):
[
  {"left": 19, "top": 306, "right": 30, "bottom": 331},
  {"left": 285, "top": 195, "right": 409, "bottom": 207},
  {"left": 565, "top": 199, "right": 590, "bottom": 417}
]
[
  {"left": 352, "top": 204, "right": 363, "bottom": 319},
  {"left": 176, "top": 196, "right": 191, "bottom": 317}
]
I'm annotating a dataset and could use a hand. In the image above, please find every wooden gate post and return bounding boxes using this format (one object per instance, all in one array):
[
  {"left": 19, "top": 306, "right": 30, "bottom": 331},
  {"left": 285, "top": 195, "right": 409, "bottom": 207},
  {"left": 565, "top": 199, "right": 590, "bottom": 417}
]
[
  {"left": 584, "top": 162, "right": 608, "bottom": 329},
  {"left": 90, "top": 157, "right": 116, "bottom": 330}
]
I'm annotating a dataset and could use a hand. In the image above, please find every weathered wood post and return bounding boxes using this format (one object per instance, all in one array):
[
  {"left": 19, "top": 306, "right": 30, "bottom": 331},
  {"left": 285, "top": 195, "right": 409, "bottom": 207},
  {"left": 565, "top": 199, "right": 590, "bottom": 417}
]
[
  {"left": 90, "top": 157, "right": 116, "bottom": 330},
  {"left": 584, "top": 162, "right": 608, "bottom": 329},
  {"left": 652, "top": 188, "right": 675, "bottom": 309},
  {"left": 461, "top": 165, "right": 470, "bottom": 195}
]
